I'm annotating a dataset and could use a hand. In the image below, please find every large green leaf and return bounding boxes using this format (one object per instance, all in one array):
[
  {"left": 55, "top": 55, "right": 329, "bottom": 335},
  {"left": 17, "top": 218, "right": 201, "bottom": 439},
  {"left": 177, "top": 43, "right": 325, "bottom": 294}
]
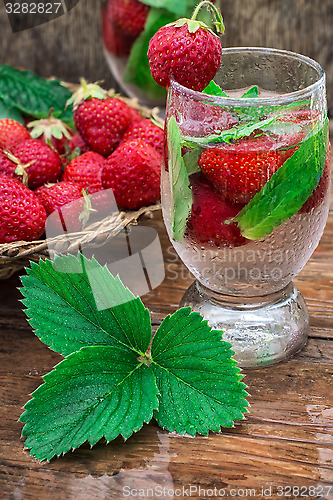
[
  {"left": 0, "top": 65, "right": 73, "bottom": 126},
  {"left": 235, "top": 118, "right": 329, "bottom": 239},
  {"left": 167, "top": 116, "right": 193, "bottom": 242},
  {"left": 20, "top": 346, "right": 159, "bottom": 461},
  {"left": 19, "top": 254, "right": 248, "bottom": 461},
  {"left": 20, "top": 254, "right": 152, "bottom": 357},
  {"left": 151, "top": 308, "right": 248, "bottom": 434},
  {"left": 0, "top": 98, "right": 24, "bottom": 123}
]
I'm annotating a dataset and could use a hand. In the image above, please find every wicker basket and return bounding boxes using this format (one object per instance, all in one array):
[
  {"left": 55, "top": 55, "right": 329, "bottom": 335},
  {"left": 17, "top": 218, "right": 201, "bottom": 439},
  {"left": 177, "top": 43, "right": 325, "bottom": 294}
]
[{"left": 0, "top": 87, "right": 164, "bottom": 279}]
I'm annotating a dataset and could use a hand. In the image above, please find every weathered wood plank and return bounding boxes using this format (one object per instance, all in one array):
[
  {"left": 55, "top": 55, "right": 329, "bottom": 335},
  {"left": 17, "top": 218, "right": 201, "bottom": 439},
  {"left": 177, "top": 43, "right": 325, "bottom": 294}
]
[{"left": 0, "top": 0, "right": 332, "bottom": 113}]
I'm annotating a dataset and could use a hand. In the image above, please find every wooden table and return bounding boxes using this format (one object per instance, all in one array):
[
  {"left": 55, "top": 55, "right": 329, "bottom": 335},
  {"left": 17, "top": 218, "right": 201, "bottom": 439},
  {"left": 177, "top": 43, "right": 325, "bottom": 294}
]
[{"left": 1, "top": 191, "right": 333, "bottom": 499}]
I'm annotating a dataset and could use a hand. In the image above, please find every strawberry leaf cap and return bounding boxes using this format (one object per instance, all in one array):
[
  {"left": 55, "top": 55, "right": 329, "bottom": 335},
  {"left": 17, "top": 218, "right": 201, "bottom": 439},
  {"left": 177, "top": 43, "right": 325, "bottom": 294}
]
[
  {"left": 174, "top": 18, "right": 212, "bottom": 34},
  {"left": 27, "top": 109, "right": 73, "bottom": 146},
  {"left": 66, "top": 79, "right": 107, "bottom": 110}
]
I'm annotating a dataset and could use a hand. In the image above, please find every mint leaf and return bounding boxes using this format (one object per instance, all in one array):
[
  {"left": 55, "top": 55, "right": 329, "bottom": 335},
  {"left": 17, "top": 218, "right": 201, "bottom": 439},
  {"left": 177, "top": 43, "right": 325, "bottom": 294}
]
[
  {"left": 20, "top": 254, "right": 152, "bottom": 357},
  {"left": 203, "top": 83, "right": 259, "bottom": 99},
  {"left": 124, "top": 8, "right": 171, "bottom": 101},
  {"left": 151, "top": 308, "right": 248, "bottom": 434},
  {"left": 235, "top": 118, "right": 329, "bottom": 239},
  {"left": 183, "top": 114, "right": 278, "bottom": 147},
  {"left": 20, "top": 346, "right": 158, "bottom": 461},
  {"left": 183, "top": 148, "right": 202, "bottom": 175},
  {"left": 241, "top": 86, "right": 259, "bottom": 98},
  {"left": 0, "top": 65, "right": 73, "bottom": 126},
  {"left": 203, "top": 80, "right": 228, "bottom": 97},
  {"left": 167, "top": 116, "right": 193, "bottom": 242}
]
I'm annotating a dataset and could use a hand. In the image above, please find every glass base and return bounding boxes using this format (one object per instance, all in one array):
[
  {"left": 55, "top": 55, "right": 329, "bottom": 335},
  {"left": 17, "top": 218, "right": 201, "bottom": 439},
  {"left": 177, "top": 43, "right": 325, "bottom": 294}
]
[{"left": 180, "top": 281, "right": 309, "bottom": 367}]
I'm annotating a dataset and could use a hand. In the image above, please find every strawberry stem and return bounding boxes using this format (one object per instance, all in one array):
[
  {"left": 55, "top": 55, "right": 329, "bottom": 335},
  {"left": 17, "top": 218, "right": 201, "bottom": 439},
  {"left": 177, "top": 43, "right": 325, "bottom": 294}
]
[
  {"left": 191, "top": 1, "right": 225, "bottom": 34},
  {"left": 3, "top": 149, "right": 35, "bottom": 187}
]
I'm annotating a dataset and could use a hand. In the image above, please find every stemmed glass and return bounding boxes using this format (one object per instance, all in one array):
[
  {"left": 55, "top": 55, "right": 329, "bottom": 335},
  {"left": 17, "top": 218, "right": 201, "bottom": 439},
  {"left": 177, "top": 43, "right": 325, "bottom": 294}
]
[{"left": 162, "top": 47, "right": 330, "bottom": 367}]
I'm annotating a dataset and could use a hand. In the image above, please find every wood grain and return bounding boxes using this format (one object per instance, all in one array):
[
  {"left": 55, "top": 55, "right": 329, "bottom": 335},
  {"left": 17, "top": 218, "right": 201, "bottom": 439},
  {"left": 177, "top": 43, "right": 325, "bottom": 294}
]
[
  {"left": 0, "top": 136, "right": 332, "bottom": 499},
  {"left": 1, "top": 184, "right": 333, "bottom": 498},
  {"left": 0, "top": 0, "right": 332, "bottom": 113}
]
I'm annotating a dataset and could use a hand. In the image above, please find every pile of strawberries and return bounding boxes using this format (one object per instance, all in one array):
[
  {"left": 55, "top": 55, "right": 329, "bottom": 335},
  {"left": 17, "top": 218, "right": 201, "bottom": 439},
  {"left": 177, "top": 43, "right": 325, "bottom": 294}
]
[{"left": 0, "top": 81, "right": 163, "bottom": 243}]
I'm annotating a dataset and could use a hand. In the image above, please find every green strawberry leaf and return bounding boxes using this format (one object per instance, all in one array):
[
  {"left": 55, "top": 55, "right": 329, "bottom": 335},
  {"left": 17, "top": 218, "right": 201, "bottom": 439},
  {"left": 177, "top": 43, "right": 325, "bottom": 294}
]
[
  {"left": 20, "top": 345, "right": 159, "bottom": 461},
  {"left": 167, "top": 115, "right": 193, "bottom": 242},
  {"left": 19, "top": 254, "right": 248, "bottom": 461},
  {"left": 151, "top": 308, "right": 248, "bottom": 434},
  {"left": 124, "top": 8, "right": 172, "bottom": 101},
  {"left": 0, "top": 98, "right": 24, "bottom": 123},
  {"left": 20, "top": 254, "right": 152, "bottom": 357},
  {"left": 235, "top": 118, "right": 329, "bottom": 239},
  {"left": 0, "top": 65, "right": 74, "bottom": 126}
]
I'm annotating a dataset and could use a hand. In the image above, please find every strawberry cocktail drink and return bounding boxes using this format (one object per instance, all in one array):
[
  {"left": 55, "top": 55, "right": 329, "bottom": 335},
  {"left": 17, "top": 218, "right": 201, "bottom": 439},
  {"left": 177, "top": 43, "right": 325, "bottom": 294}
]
[{"left": 161, "top": 47, "right": 330, "bottom": 366}]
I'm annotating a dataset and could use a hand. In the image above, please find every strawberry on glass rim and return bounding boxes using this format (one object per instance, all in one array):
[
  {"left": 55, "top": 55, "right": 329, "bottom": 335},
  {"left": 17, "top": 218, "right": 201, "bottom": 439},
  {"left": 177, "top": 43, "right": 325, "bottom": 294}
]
[{"left": 148, "top": 0, "right": 224, "bottom": 91}]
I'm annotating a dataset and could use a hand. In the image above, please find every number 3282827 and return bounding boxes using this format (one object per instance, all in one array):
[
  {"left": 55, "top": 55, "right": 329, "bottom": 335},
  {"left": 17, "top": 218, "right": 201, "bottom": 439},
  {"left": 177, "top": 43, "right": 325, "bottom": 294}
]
[{"left": 5, "top": 3, "right": 62, "bottom": 14}]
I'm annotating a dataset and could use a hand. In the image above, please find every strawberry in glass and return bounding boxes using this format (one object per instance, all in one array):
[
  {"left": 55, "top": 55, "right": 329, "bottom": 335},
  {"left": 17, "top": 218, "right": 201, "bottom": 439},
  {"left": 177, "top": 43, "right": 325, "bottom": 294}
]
[{"left": 161, "top": 43, "right": 330, "bottom": 366}]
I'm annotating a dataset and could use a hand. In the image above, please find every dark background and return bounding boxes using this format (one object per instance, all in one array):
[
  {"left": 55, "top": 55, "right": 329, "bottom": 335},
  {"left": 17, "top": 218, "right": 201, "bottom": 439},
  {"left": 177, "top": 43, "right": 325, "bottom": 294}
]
[{"left": 0, "top": 0, "right": 332, "bottom": 112}]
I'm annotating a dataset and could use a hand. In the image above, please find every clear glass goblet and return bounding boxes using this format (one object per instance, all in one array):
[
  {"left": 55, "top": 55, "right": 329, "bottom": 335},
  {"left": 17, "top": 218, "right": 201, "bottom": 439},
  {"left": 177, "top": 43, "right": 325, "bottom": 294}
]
[{"left": 162, "top": 47, "right": 330, "bottom": 367}]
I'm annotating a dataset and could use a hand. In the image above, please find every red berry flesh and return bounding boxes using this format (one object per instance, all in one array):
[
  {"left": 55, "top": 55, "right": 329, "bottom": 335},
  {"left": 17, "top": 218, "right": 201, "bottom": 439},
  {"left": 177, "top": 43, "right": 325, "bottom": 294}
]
[
  {"left": 102, "top": 138, "right": 161, "bottom": 210},
  {"left": 0, "top": 119, "right": 30, "bottom": 151},
  {"left": 0, "top": 175, "right": 47, "bottom": 243},
  {"left": 120, "top": 119, "right": 164, "bottom": 155},
  {"left": 74, "top": 97, "right": 132, "bottom": 156},
  {"left": 148, "top": 22, "right": 222, "bottom": 91},
  {"left": 186, "top": 173, "right": 247, "bottom": 248},
  {"left": 12, "top": 139, "right": 62, "bottom": 190}
]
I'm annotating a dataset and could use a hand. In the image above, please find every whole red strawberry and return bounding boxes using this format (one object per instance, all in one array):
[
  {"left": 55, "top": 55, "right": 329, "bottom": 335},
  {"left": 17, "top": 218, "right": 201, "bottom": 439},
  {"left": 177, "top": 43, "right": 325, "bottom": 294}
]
[
  {"left": 186, "top": 173, "right": 247, "bottom": 247},
  {"left": 102, "top": 138, "right": 161, "bottom": 210},
  {"left": 12, "top": 139, "right": 62, "bottom": 190},
  {"left": 0, "top": 175, "right": 47, "bottom": 243},
  {"left": 0, "top": 119, "right": 30, "bottom": 151},
  {"left": 67, "top": 80, "right": 132, "bottom": 156},
  {"left": 27, "top": 113, "right": 74, "bottom": 155},
  {"left": 35, "top": 181, "right": 84, "bottom": 233},
  {"left": 106, "top": 0, "right": 150, "bottom": 37},
  {"left": 120, "top": 118, "right": 164, "bottom": 155},
  {"left": 147, "top": 1, "right": 224, "bottom": 91},
  {"left": 198, "top": 134, "right": 285, "bottom": 204},
  {"left": 62, "top": 151, "right": 106, "bottom": 193}
]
